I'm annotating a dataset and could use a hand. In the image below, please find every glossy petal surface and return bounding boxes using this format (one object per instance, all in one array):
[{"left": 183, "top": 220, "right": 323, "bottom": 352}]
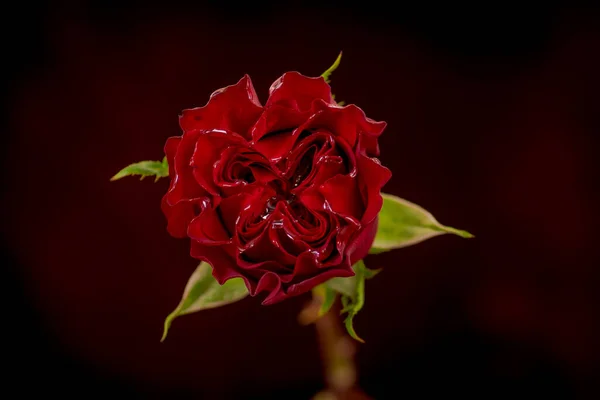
[{"left": 162, "top": 72, "right": 389, "bottom": 303}]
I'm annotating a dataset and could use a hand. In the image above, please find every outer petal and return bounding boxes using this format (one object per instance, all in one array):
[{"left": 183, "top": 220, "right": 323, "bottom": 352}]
[
  {"left": 161, "top": 134, "right": 210, "bottom": 238},
  {"left": 187, "top": 205, "right": 231, "bottom": 245},
  {"left": 164, "top": 130, "right": 207, "bottom": 206},
  {"left": 161, "top": 198, "right": 207, "bottom": 238},
  {"left": 255, "top": 272, "right": 284, "bottom": 304},
  {"left": 164, "top": 136, "right": 180, "bottom": 180},
  {"left": 261, "top": 252, "right": 354, "bottom": 305},
  {"left": 191, "top": 240, "right": 287, "bottom": 302},
  {"left": 190, "top": 240, "right": 241, "bottom": 285},
  {"left": 348, "top": 217, "right": 378, "bottom": 264},
  {"left": 179, "top": 75, "right": 263, "bottom": 139},
  {"left": 356, "top": 154, "right": 392, "bottom": 225},
  {"left": 266, "top": 72, "right": 334, "bottom": 112}
]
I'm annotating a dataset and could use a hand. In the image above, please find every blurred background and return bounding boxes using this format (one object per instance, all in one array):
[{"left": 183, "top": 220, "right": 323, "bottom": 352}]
[{"left": 1, "top": 0, "right": 599, "bottom": 398}]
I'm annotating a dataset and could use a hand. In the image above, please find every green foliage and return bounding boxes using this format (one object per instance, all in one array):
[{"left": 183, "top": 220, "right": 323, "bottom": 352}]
[
  {"left": 325, "top": 260, "right": 379, "bottom": 342},
  {"left": 321, "top": 51, "right": 343, "bottom": 84},
  {"left": 111, "top": 157, "right": 169, "bottom": 182},
  {"left": 161, "top": 262, "right": 248, "bottom": 342},
  {"left": 371, "top": 193, "right": 473, "bottom": 254}
]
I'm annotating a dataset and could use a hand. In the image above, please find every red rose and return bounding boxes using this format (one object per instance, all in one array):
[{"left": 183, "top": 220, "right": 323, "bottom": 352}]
[{"left": 161, "top": 72, "right": 391, "bottom": 304}]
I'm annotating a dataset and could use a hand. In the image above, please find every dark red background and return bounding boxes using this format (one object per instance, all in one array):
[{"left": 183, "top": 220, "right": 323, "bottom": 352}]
[{"left": 1, "top": 1, "right": 599, "bottom": 398}]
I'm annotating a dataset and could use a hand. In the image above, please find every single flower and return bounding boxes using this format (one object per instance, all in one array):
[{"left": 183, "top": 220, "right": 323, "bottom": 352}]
[{"left": 161, "top": 72, "right": 391, "bottom": 304}]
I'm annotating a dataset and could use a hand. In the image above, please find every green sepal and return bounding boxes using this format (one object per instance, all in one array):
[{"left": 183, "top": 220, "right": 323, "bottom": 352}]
[
  {"left": 313, "top": 284, "right": 337, "bottom": 319},
  {"left": 321, "top": 51, "right": 342, "bottom": 84},
  {"left": 325, "top": 260, "right": 377, "bottom": 342}
]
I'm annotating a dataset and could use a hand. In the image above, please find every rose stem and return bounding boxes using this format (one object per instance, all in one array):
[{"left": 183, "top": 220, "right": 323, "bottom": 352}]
[{"left": 299, "top": 294, "right": 371, "bottom": 400}]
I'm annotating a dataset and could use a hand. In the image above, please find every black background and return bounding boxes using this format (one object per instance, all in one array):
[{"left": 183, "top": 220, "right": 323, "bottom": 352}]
[{"left": 1, "top": 1, "right": 599, "bottom": 398}]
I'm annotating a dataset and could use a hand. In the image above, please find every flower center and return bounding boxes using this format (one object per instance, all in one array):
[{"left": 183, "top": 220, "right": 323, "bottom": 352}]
[
  {"left": 260, "top": 195, "right": 282, "bottom": 220},
  {"left": 259, "top": 192, "right": 300, "bottom": 219}
]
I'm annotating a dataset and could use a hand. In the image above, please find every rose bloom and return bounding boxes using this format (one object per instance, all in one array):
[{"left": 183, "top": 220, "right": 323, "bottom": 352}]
[{"left": 162, "top": 72, "right": 390, "bottom": 304}]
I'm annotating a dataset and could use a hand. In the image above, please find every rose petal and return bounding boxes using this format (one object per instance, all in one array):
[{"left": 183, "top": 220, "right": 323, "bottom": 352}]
[
  {"left": 281, "top": 202, "right": 334, "bottom": 254},
  {"left": 164, "top": 130, "right": 207, "bottom": 206},
  {"left": 239, "top": 220, "right": 297, "bottom": 267},
  {"left": 251, "top": 104, "right": 307, "bottom": 142},
  {"left": 320, "top": 174, "right": 365, "bottom": 220},
  {"left": 217, "top": 192, "right": 254, "bottom": 235},
  {"left": 311, "top": 157, "right": 346, "bottom": 188},
  {"left": 236, "top": 257, "right": 292, "bottom": 277},
  {"left": 347, "top": 217, "right": 378, "bottom": 264},
  {"left": 358, "top": 130, "right": 381, "bottom": 158},
  {"left": 249, "top": 103, "right": 313, "bottom": 164},
  {"left": 298, "top": 187, "right": 326, "bottom": 211},
  {"left": 187, "top": 204, "right": 231, "bottom": 245},
  {"left": 298, "top": 100, "right": 387, "bottom": 153},
  {"left": 286, "top": 131, "right": 355, "bottom": 192},
  {"left": 255, "top": 272, "right": 283, "bottom": 304},
  {"left": 190, "top": 241, "right": 242, "bottom": 285},
  {"left": 161, "top": 198, "right": 207, "bottom": 238},
  {"left": 213, "top": 146, "right": 280, "bottom": 197},
  {"left": 164, "top": 136, "right": 180, "bottom": 179},
  {"left": 234, "top": 186, "right": 279, "bottom": 246},
  {"left": 279, "top": 202, "right": 340, "bottom": 264},
  {"left": 162, "top": 133, "right": 211, "bottom": 237},
  {"left": 356, "top": 154, "right": 392, "bottom": 224},
  {"left": 179, "top": 75, "right": 263, "bottom": 139},
  {"left": 273, "top": 227, "right": 309, "bottom": 256},
  {"left": 161, "top": 136, "right": 194, "bottom": 237},
  {"left": 190, "top": 130, "right": 248, "bottom": 196},
  {"left": 266, "top": 72, "right": 334, "bottom": 112},
  {"left": 284, "top": 132, "right": 329, "bottom": 188},
  {"left": 252, "top": 130, "right": 299, "bottom": 164},
  {"left": 236, "top": 201, "right": 299, "bottom": 266},
  {"left": 261, "top": 252, "right": 353, "bottom": 305}
]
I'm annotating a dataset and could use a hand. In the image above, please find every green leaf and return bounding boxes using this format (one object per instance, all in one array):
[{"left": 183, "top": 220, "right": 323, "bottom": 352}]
[
  {"left": 161, "top": 261, "right": 249, "bottom": 342},
  {"left": 111, "top": 156, "right": 169, "bottom": 182},
  {"left": 321, "top": 51, "right": 342, "bottom": 84},
  {"left": 370, "top": 193, "right": 474, "bottom": 254},
  {"left": 325, "top": 260, "right": 371, "bottom": 342}
]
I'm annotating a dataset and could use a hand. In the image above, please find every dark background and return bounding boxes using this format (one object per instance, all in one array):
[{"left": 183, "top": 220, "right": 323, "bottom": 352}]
[{"left": 1, "top": 1, "right": 599, "bottom": 398}]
